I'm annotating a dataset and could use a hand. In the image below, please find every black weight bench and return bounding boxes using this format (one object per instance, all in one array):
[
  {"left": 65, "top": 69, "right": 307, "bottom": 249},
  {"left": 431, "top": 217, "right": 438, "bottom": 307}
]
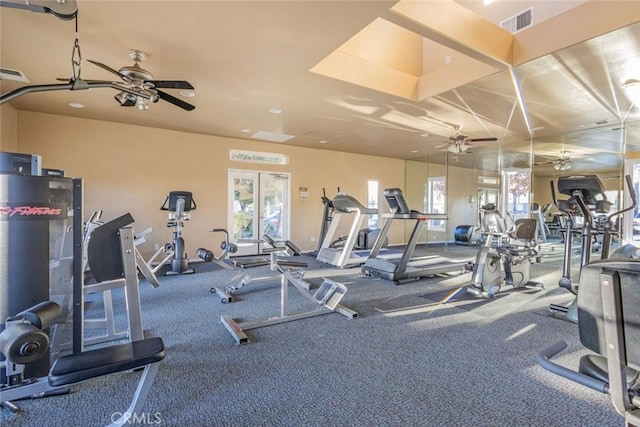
[
  {"left": 48, "top": 337, "right": 165, "bottom": 426},
  {"left": 1, "top": 337, "right": 166, "bottom": 427}
]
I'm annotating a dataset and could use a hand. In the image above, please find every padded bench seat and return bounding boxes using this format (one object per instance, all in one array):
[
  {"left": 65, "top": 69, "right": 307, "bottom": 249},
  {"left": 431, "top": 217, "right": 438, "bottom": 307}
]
[
  {"left": 47, "top": 337, "right": 166, "bottom": 427},
  {"left": 49, "top": 337, "right": 165, "bottom": 387}
]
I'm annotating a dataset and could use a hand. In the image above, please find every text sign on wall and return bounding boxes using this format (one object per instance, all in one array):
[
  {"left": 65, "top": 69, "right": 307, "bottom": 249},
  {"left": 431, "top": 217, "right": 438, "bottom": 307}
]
[{"left": 230, "top": 150, "right": 288, "bottom": 165}]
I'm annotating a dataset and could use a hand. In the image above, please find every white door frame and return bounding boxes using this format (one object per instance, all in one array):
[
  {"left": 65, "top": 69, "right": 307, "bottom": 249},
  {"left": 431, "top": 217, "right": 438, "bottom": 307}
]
[{"left": 227, "top": 169, "right": 291, "bottom": 255}]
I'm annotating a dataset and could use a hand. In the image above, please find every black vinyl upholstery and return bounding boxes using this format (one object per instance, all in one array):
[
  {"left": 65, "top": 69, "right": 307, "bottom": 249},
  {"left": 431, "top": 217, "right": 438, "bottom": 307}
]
[
  {"left": 87, "top": 212, "right": 135, "bottom": 282},
  {"left": 48, "top": 337, "right": 165, "bottom": 387}
]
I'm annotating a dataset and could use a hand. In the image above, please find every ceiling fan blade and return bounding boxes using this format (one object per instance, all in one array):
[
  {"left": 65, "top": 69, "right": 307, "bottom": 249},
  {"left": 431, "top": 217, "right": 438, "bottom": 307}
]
[
  {"left": 147, "top": 80, "right": 194, "bottom": 90},
  {"left": 156, "top": 89, "right": 196, "bottom": 111},
  {"left": 87, "top": 60, "right": 129, "bottom": 80},
  {"left": 467, "top": 137, "right": 497, "bottom": 142}
]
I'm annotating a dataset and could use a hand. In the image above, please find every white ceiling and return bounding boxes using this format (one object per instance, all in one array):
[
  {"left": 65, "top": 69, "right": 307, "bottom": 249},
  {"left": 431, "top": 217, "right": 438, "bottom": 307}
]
[{"left": 1, "top": 1, "right": 639, "bottom": 175}]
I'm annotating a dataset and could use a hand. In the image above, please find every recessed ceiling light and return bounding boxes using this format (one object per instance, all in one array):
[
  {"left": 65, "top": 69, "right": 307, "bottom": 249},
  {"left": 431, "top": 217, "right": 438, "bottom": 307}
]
[
  {"left": 68, "top": 102, "right": 84, "bottom": 108},
  {"left": 240, "top": 129, "right": 252, "bottom": 133},
  {"left": 531, "top": 126, "right": 544, "bottom": 132},
  {"left": 318, "top": 140, "right": 327, "bottom": 144},
  {"left": 269, "top": 108, "right": 282, "bottom": 114},
  {"left": 179, "top": 90, "right": 196, "bottom": 98},
  {"left": 420, "top": 133, "right": 429, "bottom": 138},
  {"left": 411, "top": 150, "right": 419, "bottom": 153}
]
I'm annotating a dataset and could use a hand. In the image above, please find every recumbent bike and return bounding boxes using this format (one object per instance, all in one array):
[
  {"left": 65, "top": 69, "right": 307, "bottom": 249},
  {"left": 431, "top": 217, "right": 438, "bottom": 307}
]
[{"left": 467, "top": 203, "right": 542, "bottom": 298}]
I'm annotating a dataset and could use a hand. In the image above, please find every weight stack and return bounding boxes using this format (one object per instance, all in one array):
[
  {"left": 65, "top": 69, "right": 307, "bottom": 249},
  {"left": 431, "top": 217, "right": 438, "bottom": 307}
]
[{"left": 0, "top": 174, "right": 81, "bottom": 382}]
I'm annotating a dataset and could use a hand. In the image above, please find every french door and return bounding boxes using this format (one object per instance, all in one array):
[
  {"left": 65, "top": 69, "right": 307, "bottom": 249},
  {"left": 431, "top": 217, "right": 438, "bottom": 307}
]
[{"left": 227, "top": 170, "right": 290, "bottom": 256}]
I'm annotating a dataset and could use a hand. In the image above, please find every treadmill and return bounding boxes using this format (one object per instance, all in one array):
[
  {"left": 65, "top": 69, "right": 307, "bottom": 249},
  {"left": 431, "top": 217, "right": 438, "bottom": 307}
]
[
  {"left": 316, "top": 193, "right": 378, "bottom": 268},
  {"left": 361, "top": 188, "right": 473, "bottom": 284}
]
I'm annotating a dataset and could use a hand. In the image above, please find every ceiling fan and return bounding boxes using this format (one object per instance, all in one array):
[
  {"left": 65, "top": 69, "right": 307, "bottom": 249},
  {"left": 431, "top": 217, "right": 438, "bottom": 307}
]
[
  {"left": 434, "top": 129, "right": 497, "bottom": 154},
  {"left": 535, "top": 151, "right": 578, "bottom": 171},
  {"left": 86, "top": 50, "right": 196, "bottom": 111}
]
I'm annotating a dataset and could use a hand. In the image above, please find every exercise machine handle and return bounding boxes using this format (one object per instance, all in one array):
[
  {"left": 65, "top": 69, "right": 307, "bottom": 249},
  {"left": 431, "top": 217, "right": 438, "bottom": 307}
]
[
  {"left": 550, "top": 180, "right": 558, "bottom": 206},
  {"left": 536, "top": 340, "right": 609, "bottom": 394},
  {"left": 628, "top": 174, "right": 638, "bottom": 209},
  {"left": 608, "top": 174, "right": 637, "bottom": 221}
]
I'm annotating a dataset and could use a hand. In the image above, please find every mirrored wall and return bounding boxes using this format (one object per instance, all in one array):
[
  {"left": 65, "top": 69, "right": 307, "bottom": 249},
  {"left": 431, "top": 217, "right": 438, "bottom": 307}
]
[{"left": 404, "top": 20, "right": 640, "bottom": 254}]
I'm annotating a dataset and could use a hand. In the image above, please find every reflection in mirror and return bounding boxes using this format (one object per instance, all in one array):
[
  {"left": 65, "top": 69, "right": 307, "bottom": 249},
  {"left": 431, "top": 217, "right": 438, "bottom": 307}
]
[
  {"left": 532, "top": 123, "right": 626, "bottom": 272},
  {"left": 404, "top": 137, "right": 504, "bottom": 253},
  {"left": 624, "top": 120, "right": 640, "bottom": 243}
]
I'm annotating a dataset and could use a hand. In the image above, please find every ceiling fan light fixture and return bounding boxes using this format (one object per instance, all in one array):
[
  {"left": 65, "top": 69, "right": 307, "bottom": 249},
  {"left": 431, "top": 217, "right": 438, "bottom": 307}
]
[
  {"left": 554, "top": 161, "right": 571, "bottom": 171},
  {"left": 114, "top": 91, "right": 137, "bottom": 107},
  {"left": 137, "top": 96, "right": 149, "bottom": 110}
]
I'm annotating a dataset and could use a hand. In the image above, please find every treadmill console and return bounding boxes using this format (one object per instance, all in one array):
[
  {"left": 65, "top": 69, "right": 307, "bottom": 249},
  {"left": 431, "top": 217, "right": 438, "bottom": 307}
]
[
  {"left": 332, "top": 194, "right": 370, "bottom": 213},
  {"left": 383, "top": 188, "right": 411, "bottom": 214}
]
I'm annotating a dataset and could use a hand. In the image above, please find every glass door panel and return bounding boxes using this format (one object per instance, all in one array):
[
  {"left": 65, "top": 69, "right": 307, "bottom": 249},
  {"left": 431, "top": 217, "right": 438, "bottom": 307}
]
[{"left": 228, "top": 170, "right": 290, "bottom": 256}]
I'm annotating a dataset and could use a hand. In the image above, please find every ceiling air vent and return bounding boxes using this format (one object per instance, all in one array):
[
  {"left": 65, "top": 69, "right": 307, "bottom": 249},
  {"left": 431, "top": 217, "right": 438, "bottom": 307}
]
[
  {"left": 0, "top": 67, "right": 30, "bottom": 82},
  {"left": 250, "top": 131, "right": 296, "bottom": 143},
  {"left": 500, "top": 8, "right": 533, "bottom": 33}
]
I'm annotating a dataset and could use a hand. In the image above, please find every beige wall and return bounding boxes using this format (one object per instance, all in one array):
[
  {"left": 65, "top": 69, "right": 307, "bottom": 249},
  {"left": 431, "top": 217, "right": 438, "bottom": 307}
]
[
  {"left": 0, "top": 103, "right": 18, "bottom": 152},
  {"left": 16, "top": 111, "right": 405, "bottom": 258}
]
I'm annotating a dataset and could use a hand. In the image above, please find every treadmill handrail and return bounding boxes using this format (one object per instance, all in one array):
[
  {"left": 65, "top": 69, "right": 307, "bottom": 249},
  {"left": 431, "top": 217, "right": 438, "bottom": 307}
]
[{"left": 332, "top": 194, "right": 377, "bottom": 215}]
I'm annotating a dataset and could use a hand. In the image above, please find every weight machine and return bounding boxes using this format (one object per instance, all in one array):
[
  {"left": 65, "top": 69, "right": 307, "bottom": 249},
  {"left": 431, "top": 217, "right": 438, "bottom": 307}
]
[{"left": 0, "top": 301, "right": 166, "bottom": 426}]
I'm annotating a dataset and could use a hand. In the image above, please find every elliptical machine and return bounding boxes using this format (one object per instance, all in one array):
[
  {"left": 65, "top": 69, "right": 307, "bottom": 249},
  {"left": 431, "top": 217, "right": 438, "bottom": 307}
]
[
  {"left": 549, "top": 174, "right": 637, "bottom": 322},
  {"left": 466, "top": 203, "right": 542, "bottom": 298},
  {"left": 161, "top": 191, "right": 196, "bottom": 276}
]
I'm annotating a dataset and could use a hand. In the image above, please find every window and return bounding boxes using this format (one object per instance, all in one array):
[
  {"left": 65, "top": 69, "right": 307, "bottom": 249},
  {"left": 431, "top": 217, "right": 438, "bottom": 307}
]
[
  {"left": 426, "top": 176, "right": 446, "bottom": 230},
  {"left": 504, "top": 170, "right": 530, "bottom": 217},
  {"left": 367, "top": 180, "right": 378, "bottom": 228}
]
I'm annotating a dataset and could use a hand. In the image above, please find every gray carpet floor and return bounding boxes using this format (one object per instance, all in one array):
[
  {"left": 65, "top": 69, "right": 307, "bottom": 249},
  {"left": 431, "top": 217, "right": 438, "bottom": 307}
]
[{"left": 0, "top": 242, "right": 623, "bottom": 426}]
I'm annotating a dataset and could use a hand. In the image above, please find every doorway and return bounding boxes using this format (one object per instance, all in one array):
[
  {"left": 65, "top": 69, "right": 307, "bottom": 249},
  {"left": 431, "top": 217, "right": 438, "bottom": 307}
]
[{"left": 228, "top": 169, "right": 290, "bottom": 256}]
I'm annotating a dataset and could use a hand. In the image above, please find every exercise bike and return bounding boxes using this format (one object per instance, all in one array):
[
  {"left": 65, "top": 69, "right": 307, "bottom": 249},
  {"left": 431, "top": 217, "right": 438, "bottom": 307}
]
[
  {"left": 160, "top": 191, "right": 196, "bottom": 276},
  {"left": 466, "top": 203, "right": 542, "bottom": 298},
  {"left": 549, "top": 174, "right": 637, "bottom": 323}
]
